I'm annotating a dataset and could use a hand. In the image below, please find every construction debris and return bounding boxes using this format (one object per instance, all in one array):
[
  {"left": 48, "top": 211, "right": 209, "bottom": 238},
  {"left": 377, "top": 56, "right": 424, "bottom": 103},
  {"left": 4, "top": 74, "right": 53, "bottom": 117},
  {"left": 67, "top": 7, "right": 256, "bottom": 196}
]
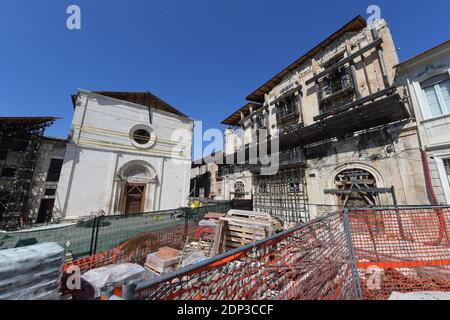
[
  {"left": 204, "top": 212, "right": 225, "bottom": 220},
  {"left": 0, "top": 242, "right": 65, "bottom": 300},
  {"left": 144, "top": 247, "right": 182, "bottom": 275},
  {"left": 181, "top": 251, "right": 208, "bottom": 268},
  {"left": 157, "top": 246, "right": 181, "bottom": 259},
  {"left": 177, "top": 236, "right": 212, "bottom": 268}
]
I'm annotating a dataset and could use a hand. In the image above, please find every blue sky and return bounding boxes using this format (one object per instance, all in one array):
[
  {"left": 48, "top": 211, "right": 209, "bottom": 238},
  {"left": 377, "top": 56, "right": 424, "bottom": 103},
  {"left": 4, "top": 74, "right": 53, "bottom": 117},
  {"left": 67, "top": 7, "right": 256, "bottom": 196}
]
[{"left": 0, "top": 0, "right": 449, "bottom": 159}]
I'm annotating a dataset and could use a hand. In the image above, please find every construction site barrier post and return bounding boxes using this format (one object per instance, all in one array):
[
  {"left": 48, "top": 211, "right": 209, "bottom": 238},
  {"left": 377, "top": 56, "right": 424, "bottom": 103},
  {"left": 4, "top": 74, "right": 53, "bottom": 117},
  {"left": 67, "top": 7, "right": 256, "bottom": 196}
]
[{"left": 342, "top": 208, "right": 363, "bottom": 300}]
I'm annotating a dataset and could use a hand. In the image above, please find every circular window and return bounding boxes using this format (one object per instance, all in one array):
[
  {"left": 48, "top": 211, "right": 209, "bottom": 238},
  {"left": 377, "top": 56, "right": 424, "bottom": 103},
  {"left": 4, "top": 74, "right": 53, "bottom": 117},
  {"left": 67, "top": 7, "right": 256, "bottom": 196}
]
[
  {"left": 129, "top": 125, "right": 157, "bottom": 149},
  {"left": 133, "top": 129, "right": 151, "bottom": 145}
]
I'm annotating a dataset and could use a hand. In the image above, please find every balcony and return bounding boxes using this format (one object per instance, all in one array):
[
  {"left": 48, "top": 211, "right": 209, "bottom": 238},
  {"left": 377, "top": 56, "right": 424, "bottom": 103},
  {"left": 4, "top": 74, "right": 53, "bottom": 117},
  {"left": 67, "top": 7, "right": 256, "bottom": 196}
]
[
  {"left": 276, "top": 100, "right": 300, "bottom": 123},
  {"left": 220, "top": 146, "right": 306, "bottom": 175},
  {"left": 277, "top": 147, "right": 306, "bottom": 169},
  {"left": 278, "top": 88, "right": 410, "bottom": 148},
  {"left": 318, "top": 67, "right": 355, "bottom": 115}
]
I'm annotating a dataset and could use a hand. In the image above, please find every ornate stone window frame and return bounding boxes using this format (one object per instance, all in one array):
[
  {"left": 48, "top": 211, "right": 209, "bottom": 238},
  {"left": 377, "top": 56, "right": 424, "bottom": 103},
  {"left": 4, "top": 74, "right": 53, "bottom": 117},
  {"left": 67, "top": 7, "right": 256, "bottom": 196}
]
[{"left": 129, "top": 124, "right": 157, "bottom": 150}]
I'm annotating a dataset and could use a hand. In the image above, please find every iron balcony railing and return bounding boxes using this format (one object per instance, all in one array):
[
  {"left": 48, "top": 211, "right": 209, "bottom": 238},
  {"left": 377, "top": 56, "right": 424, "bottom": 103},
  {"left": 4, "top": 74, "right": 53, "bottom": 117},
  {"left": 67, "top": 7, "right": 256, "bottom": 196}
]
[
  {"left": 220, "top": 147, "right": 306, "bottom": 175},
  {"left": 318, "top": 67, "right": 354, "bottom": 102}
]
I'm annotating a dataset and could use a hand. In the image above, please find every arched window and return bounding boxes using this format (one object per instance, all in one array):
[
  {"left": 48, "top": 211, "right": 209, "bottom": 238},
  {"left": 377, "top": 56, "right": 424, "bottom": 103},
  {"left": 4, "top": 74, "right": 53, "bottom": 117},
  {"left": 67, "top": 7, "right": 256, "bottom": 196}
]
[
  {"left": 233, "top": 181, "right": 246, "bottom": 200},
  {"left": 335, "top": 168, "right": 378, "bottom": 207},
  {"left": 421, "top": 74, "right": 450, "bottom": 118}
]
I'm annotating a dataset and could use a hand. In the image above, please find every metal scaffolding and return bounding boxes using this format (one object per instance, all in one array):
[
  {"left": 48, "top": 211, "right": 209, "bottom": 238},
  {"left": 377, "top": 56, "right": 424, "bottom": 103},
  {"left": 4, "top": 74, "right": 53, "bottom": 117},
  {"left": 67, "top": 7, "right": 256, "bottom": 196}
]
[
  {"left": 0, "top": 117, "right": 56, "bottom": 230},
  {"left": 253, "top": 167, "right": 309, "bottom": 224}
]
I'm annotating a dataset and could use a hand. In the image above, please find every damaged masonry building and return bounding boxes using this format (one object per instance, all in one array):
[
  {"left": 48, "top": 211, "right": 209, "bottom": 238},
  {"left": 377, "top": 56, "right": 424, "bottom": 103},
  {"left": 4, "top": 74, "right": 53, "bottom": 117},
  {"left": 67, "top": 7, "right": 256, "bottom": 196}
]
[
  {"left": 0, "top": 90, "right": 193, "bottom": 229},
  {"left": 192, "top": 16, "right": 431, "bottom": 223}
]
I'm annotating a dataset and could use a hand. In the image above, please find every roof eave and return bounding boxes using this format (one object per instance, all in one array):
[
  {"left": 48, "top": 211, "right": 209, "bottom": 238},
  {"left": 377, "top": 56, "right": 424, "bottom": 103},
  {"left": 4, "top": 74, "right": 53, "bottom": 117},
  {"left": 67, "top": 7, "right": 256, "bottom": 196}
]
[
  {"left": 245, "top": 15, "right": 367, "bottom": 103},
  {"left": 395, "top": 40, "right": 450, "bottom": 70}
]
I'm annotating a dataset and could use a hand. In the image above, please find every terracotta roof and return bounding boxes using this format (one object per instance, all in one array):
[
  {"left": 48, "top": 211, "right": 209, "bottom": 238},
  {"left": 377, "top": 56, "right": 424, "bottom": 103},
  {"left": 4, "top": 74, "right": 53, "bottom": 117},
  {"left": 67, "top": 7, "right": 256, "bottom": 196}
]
[{"left": 221, "top": 102, "right": 263, "bottom": 126}]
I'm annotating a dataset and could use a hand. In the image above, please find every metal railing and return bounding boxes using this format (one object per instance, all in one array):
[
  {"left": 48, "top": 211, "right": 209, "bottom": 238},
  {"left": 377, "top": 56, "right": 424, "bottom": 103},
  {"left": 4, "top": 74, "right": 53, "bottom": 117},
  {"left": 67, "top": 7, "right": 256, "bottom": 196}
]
[
  {"left": 130, "top": 206, "right": 450, "bottom": 300},
  {"left": 132, "top": 210, "right": 359, "bottom": 300},
  {"left": 348, "top": 206, "right": 450, "bottom": 300}
]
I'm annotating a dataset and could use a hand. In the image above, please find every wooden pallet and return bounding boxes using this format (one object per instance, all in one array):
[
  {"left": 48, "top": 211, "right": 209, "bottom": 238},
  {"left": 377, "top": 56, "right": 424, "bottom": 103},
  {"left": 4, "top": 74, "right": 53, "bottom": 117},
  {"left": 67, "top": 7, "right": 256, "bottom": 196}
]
[
  {"left": 212, "top": 210, "right": 281, "bottom": 255},
  {"left": 144, "top": 262, "right": 177, "bottom": 276}
]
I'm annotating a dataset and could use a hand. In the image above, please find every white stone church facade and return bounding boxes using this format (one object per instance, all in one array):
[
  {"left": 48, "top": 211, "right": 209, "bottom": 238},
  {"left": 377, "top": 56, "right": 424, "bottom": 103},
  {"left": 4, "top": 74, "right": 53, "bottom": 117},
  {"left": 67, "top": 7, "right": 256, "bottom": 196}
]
[{"left": 45, "top": 90, "right": 193, "bottom": 221}]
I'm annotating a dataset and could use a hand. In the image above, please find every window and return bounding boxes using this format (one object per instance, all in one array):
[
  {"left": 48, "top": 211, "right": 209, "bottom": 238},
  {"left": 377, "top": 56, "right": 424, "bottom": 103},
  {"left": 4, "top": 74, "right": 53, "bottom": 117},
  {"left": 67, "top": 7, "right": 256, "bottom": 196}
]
[
  {"left": 132, "top": 129, "right": 151, "bottom": 145},
  {"left": 46, "top": 159, "right": 63, "bottom": 182},
  {"left": 322, "top": 67, "right": 352, "bottom": 97},
  {"left": 277, "top": 95, "right": 298, "bottom": 121},
  {"left": 44, "top": 189, "right": 56, "bottom": 197},
  {"left": 421, "top": 74, "right": 450, "bottom": 118},
  {"left": 444, "top": 159, "right": 450, "bottom": 186},
  {"left": 255, "top": 115, "right": 267, "bottom": 129},
  {"left": 335, "top": 168, "right": 378, "bottom": 207},
  {"left": 0, "top": 150, "right": 7, "bottom": 161},
  {"left": 319, "top": 54, "right": 353, "bottom": 100},
  {"left": 129, "top": 125, "right": 156, "bottom": 149},
  {"left": 1, "top": 167, "right": 16, "bottom": 178},
  {"left": 289, "top": 182, "right": 300, "bottom": 193}
]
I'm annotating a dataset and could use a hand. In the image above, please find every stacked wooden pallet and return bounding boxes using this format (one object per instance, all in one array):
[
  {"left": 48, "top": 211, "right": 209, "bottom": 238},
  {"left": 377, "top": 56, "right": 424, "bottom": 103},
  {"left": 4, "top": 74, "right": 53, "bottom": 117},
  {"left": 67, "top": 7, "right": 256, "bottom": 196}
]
[{"left": 212, "top": 210, "right": 284, "bottom": 255}]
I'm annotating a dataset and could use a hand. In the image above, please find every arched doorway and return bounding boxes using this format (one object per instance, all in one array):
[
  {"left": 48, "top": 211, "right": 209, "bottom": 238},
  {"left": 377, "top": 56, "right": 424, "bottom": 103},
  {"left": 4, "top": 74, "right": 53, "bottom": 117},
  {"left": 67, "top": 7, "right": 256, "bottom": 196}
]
[
  {"left": 334, "top": 168, "right": 379, "bottom": 207},
  {"left": 114, "top": 161, "right": 157, "bottom": 214},
  {"left": 124, "top": 184, "right": 146, "bottom": 213}
]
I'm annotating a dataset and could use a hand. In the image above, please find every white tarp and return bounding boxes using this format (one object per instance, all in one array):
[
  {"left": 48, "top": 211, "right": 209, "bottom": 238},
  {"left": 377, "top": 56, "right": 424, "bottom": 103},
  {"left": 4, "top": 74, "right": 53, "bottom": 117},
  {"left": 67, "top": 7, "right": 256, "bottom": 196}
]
[
  {"left": 81, "top": 263, "right": 156, "bottom": 298},
  {"left": 0, "top": 242, "right": 65, "bottom": 300}
]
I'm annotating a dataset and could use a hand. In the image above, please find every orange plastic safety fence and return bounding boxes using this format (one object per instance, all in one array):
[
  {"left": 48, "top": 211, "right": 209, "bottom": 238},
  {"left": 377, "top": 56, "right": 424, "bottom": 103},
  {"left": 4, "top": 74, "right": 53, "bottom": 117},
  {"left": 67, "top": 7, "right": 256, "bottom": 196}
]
[
  {"left": 348, "top": 207, "right": 450, "bottom": 300},
  {"left": 132, "top": 207, "right": 450, "bottom": 300},
  {"left": 133, "top": 212, "right": 360, "bottom": 300},
  {"left": 61, "top": 221, "right": 201, "bottom": 295},
  {"left": 63, "top": 207, "right": 450, "bottom": 300}
]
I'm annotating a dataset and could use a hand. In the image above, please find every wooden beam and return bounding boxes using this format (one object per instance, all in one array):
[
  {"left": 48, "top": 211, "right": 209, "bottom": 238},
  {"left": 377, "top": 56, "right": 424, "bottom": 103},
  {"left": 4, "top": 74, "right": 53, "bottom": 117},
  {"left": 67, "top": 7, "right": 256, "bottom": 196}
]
[
  {"left": 324, "top": 188, "right": 392, "bottom": 195},
  {"left": 313, "top": 86, "right": 395, "bottom": 122},
  {"left": 346, "top": 39, "right": 362, "bottom": 99},
  {"left": 306, "top": 38, "right": 383, "bottom": 85}
]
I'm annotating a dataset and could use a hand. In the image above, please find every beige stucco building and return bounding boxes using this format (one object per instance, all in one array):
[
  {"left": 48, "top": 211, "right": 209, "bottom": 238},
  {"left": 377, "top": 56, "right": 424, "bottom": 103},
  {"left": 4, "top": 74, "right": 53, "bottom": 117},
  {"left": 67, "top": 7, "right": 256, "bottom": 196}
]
[
  {"left": 396, "top": 40, "right": 450, "bottom": 205},
  {"left": 214, "top": 16, "right": 429, "bottom": 222}
]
